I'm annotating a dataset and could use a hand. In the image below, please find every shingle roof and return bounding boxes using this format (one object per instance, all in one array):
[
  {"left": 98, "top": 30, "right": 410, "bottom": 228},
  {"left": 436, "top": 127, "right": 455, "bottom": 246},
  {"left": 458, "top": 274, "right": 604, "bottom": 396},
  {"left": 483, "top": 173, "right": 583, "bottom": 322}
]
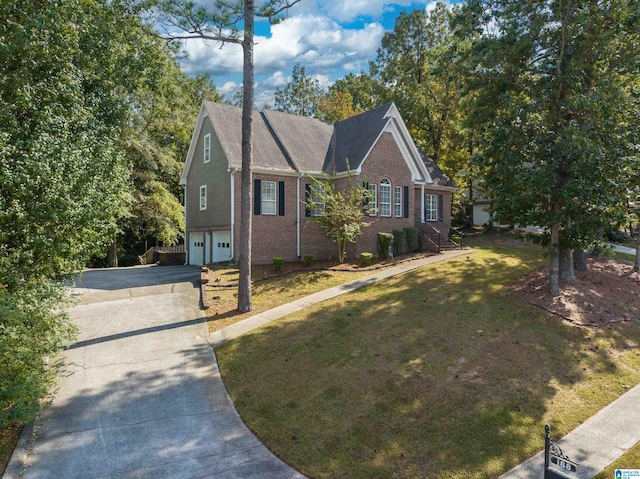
[
  {"left": 197, "top": 101, "right": 452, "bottom": 189},
  {"left": 203, "top": 102, "right": 295, "bottom": 173},
  {"left": 328, "top": 103, "right": 393, "bottom": 173},
  {"left": 417, "top": 147, "right": 455, "bottom": 188},
  {"left": 261, "top": 109, "right": 334, "bottom": 173}
]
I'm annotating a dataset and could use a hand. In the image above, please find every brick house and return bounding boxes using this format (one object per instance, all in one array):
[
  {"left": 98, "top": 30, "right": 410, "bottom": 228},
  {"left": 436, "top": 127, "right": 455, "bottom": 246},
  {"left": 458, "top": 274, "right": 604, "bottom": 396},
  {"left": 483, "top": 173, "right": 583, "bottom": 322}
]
[{"left": 180, "top": 101, "right": 455, "bottom": 266}]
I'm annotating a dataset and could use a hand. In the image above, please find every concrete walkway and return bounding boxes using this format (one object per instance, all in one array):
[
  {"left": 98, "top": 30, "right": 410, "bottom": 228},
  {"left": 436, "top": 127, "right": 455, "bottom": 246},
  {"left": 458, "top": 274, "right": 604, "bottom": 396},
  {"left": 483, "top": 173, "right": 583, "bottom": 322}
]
[
  {"left": 604, "top": 242, "right": 637, "bottom": 256},
  {"left": 499, "top": 384, "right": 640, "bottom": 478},
  {"left": 4, "top": 265, "right": 304, "bottom": 479},
  {"left": 208, "top": 249, "right": 473, "bottom": 347}
]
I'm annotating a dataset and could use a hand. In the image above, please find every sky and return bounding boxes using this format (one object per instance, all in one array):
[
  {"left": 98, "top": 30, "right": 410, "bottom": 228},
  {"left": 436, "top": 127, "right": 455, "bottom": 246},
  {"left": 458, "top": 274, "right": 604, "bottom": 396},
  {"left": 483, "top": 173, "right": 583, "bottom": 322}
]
[{"left": 176, "top": 1, "right": 456, "bottom": 106}]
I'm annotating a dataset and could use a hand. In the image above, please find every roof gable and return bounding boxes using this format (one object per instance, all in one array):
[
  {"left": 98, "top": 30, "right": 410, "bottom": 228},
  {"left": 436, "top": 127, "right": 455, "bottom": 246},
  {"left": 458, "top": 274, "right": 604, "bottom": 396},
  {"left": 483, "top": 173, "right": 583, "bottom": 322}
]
[
  {"left": 182, "top": 101, "right": 448, "bottom": 187},
  {"left": 261, "top": 109, "right": 334, "bottom": 173},
  {"left": 328, "top": 103, "right": 392, "bottom": 173},
  {"left": 331, "top": 103, "right": 431, "bottom": 183}
]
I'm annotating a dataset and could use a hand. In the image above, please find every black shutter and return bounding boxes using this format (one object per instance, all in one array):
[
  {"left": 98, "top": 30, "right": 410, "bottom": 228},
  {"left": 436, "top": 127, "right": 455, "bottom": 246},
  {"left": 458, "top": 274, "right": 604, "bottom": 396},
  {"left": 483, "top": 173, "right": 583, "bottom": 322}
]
[
  {"left": 363, "top": 181, "right": 369, "bottom": 208},
  {"left": 278, "top": 181, "right": 285, "bottom": 216},
  {"left": 403, "top": 186, "right": 409, "bottom": 218},
  {"left": 305, "top": 184, "right": 311, "bottom": 217},
  {"left": 438, "top": 194, "right": 444, "bottom": 221},
  {"left": 254, "top": 179, "right": 261, "bottom": 215}
]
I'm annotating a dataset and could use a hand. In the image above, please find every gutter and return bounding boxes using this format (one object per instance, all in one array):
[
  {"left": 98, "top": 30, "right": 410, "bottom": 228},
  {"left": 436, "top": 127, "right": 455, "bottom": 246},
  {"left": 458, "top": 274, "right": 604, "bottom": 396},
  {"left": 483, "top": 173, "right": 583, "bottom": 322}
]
[
  {"left": 183, "top": 184, "right": 188, "bottom": 265},
  {"left": 230, "top": 167, "right": 238, "bottom": 261},
  {"left": 297, "top": 172, "right": 305, "bottom": 258}
]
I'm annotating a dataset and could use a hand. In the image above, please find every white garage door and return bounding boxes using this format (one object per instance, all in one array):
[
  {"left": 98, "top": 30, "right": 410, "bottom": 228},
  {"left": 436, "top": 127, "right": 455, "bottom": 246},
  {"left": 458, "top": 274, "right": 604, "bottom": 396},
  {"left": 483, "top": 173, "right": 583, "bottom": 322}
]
[
  {"left": 189, "top": 232, "right": 204, "bottom": 266},
  {"left": 212, "top": 231, "right": 232, "bottom": 263}
]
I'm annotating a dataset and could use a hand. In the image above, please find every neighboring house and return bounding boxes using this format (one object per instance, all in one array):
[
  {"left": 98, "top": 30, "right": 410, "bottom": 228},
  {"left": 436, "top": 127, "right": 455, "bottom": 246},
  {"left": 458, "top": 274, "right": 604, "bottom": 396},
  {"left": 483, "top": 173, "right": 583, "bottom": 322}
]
[{"left": 180, "top": 101, "right": 456, "bottom": 266}]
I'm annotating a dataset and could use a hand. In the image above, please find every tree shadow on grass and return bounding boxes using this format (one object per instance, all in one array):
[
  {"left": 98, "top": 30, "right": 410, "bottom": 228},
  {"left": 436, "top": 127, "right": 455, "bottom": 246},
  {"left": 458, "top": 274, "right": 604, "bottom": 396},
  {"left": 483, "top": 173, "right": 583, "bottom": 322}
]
[{"left": 217, "top": 250, "right": 640, "bottom": 478}]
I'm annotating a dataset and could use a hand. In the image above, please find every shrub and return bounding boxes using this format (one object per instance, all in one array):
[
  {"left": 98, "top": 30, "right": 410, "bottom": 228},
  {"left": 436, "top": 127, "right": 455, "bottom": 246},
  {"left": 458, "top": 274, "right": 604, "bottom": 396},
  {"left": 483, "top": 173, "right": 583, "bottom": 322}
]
[
  {"left": 360, "top": 252, "right": 373, "bottom": 266},
  {"left": 0, "top": 282, "right": 77, "bottom": 427},
  {"left": 404, "top": 227, "right": 419, "bottom": 252},
  {"left": 303, "top": 254, "right": 314, "bottom": 266},
  {"left": 392, "top": 229, "right": 405, "bottom": 256},
  {"left": 377, "top": 233, "right": 394, "bottom": 259},
  {"left": 273, "top": 257, "right": 284, "bottom": 271}
]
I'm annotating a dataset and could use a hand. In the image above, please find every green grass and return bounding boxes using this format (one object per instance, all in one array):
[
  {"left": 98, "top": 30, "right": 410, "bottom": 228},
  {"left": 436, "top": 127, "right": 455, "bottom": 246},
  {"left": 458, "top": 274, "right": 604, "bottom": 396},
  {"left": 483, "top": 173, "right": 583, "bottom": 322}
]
[
  {"left": 206, "top": 258, "right": 421, "bottom": 332},
  {"left": 594, "top": 442, "right": 640, "bottom": 478},
  {"left": 216, "top": 241, "right": 640, "bottom": 478}
]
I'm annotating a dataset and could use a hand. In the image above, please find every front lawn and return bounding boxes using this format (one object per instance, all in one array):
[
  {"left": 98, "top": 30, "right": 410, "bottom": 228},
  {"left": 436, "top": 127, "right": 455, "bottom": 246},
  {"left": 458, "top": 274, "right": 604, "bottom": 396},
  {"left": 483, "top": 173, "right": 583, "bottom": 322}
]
[
  {"left": 216, "top": 240, "right": 640, "bottom": 478},
  {"left": 205, "top": 256, "right": 429, "bottom": 333}
]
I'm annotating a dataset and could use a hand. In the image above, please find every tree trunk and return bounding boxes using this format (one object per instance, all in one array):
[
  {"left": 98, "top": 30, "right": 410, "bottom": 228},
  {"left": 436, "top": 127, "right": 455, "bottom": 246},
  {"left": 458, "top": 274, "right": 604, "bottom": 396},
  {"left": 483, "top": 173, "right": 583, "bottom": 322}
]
[
  {"left": 549, "top": 223, "right": 560, "bottom": 296},
  {"left": 107, "top": 238, "right": 118, "bottom": 268},
  {"left": 592, "top": 227, "right": 604, "bottom": 256},
  {"left": 574, "top": 249, "right": 588, "bottom": 271},
  {"left": 237, "top": 0, "right": 254, "bottom": 313},
  {"left": 634, "top": 233, "right": 640, "bottom": 272},
  {"left": 559, "top": 248, "right": 576, "bottom": 284}
]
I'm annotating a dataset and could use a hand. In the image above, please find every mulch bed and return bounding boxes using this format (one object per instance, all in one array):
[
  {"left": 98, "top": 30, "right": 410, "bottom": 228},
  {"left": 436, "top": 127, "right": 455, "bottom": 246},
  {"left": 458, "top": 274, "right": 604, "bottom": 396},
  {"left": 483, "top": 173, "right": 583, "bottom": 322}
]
[{"left": 511, "top": 256, "right": 640, "bottom": 328}]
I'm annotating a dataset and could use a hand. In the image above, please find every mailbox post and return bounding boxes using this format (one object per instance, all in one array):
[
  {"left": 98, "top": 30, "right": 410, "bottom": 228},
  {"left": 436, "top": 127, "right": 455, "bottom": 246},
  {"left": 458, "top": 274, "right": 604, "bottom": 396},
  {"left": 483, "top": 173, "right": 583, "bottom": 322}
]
[{"left": 544, "top": 424, "right": 579, "bottom": 479}]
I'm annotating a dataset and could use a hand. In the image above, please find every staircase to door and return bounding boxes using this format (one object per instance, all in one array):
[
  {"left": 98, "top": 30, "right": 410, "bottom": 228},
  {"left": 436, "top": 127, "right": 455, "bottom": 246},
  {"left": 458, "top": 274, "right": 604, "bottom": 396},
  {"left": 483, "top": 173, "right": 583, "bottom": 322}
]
[{"left": 416, "top": 221, "right": 463, "bottom": 253}]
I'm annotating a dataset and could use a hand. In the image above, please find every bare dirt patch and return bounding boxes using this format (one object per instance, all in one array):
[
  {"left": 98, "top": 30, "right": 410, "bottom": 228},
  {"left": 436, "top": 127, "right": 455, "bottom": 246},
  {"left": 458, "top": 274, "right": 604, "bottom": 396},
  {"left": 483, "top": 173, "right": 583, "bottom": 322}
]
[{"left": 512, "top": 256, "right": 640, "bottom": 328}]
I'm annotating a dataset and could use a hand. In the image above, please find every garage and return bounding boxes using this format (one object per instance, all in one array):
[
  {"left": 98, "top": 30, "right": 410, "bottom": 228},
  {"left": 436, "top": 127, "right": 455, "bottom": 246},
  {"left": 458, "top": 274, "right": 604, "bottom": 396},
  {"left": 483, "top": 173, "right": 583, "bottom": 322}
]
[
  {"left": 189, "top": 232, "right": 204, "bottom": 265},
  {"left": 212, "top": 231, "right": 232, "bottom": 263}
]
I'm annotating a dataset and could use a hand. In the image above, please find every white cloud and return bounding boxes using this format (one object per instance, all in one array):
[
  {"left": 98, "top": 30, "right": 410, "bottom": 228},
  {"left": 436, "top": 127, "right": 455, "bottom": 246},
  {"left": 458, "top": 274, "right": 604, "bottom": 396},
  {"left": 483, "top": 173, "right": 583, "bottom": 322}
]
[
  {"left": 178, "top": 37, "right": 243, "bottom": 77},
  {"left": 178, "top": 13, "right": 384, "bottom": 79},
  {"left": 262, "top": 71, "right": 290, "bottom": 89},
  {"left": 220, "top": 81, "right": 239, "bottom": 97}
]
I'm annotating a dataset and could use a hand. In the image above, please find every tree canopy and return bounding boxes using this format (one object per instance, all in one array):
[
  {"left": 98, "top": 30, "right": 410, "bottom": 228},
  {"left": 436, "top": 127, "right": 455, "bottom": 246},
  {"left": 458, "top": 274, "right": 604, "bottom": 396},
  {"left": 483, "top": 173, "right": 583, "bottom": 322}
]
[
  {"left": 0, "top": 0, "right": 180, "bottom": 426},
  {"left": 274, "top": 64, "right": 323, "bottom": 117},
  {"left": 461, "top": 0, "right": 640, "bottom": 294},
  {"left": 370, "top": 3, "right": 472, "bottom": 183}
]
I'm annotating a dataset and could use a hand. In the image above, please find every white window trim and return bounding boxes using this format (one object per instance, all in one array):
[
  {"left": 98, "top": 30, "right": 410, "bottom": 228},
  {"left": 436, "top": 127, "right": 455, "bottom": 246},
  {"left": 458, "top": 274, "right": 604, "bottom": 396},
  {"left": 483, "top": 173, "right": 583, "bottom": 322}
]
[
  {"left": 203, "top": 133, "right": 211, "bottom": 164},
  {"left": 380, "top": 179, "right": 391, "bottom": 217},
  {"left": 310, "top": 184, "right": 325, "bottom": 217},
  {"left": 426, "top": 194, "right": 438, "bottom": 221},
  {"left": 394, "top": 186, "right": 403, "bottom": 218},
  {"left": 262, "top": 180, "right": 277, "bottom": 215},
  {"left": 200, "top": 185, "right": 207, "bottom": 211},
  {"left": 369, "top": 184, "right": 377, "bottom": 216}
]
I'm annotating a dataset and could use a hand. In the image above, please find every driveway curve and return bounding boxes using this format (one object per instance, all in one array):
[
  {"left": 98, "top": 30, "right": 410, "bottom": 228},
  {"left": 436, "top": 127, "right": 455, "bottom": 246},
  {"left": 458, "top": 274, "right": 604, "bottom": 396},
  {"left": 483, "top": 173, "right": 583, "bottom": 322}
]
[{"left": 4, "top": 265, "right": 304, "bottom": 479}]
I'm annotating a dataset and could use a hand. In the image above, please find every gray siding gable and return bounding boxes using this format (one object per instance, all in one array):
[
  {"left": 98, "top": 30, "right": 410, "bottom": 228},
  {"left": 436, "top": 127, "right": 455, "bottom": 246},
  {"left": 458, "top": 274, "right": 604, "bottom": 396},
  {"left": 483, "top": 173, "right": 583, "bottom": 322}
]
[{"left": 186, "top": 117, "right": 232, "bottom": 228}]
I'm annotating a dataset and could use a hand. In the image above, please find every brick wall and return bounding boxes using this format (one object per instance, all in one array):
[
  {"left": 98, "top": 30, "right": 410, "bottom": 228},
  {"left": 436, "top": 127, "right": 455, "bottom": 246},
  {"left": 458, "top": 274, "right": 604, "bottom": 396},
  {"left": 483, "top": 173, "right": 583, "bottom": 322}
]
[{"left": 354, "top": 132, "right": 415, "bottom": 257}]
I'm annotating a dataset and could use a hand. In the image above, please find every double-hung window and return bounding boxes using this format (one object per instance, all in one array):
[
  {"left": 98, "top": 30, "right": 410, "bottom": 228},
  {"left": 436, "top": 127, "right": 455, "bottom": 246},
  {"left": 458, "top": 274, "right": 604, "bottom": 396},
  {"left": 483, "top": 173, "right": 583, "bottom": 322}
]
[
  {"left": 199, "top": 185, "right": 207, "bottom": 211},
  {"left": 425, "top": 194, "right": 438, "bottom": 221},
  {"left": 394, "top": 186, "right": 403, "bottom": 217},
  {"left": 261, "top": 180, "right": 277, "bottom": 215},
  {"left": 203, "top": 134, "right": 211, "bottom": 163},
  {"left": 309, "top": 184, "right": 325, "bottom": 216},
  {"left": 379, "top": 179, "right": 391, "bottom": 217}
]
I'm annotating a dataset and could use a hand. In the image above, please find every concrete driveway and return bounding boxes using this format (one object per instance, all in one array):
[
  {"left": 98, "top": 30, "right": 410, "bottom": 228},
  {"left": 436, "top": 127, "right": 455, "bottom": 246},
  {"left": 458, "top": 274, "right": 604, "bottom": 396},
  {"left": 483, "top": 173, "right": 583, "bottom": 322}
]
[{"left": 4, "top": 265, "right": 304, "bottom": 479}]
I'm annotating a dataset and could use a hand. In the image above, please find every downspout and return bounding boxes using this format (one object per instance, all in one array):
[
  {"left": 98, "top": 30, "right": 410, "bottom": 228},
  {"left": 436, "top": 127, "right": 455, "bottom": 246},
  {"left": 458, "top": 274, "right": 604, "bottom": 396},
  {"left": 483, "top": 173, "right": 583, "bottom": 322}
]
[
  {"left": 183, "top": 184, "right": 188, "bottom": 265},
  {"left": 230, "top": 168, "right": 237, "bottom": 261},
  {"left": 297, "top": 173, "right": 304, "bottom": 258},
  {"left": 421, "top": 184, "right": 425, "bottom": 223}
]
